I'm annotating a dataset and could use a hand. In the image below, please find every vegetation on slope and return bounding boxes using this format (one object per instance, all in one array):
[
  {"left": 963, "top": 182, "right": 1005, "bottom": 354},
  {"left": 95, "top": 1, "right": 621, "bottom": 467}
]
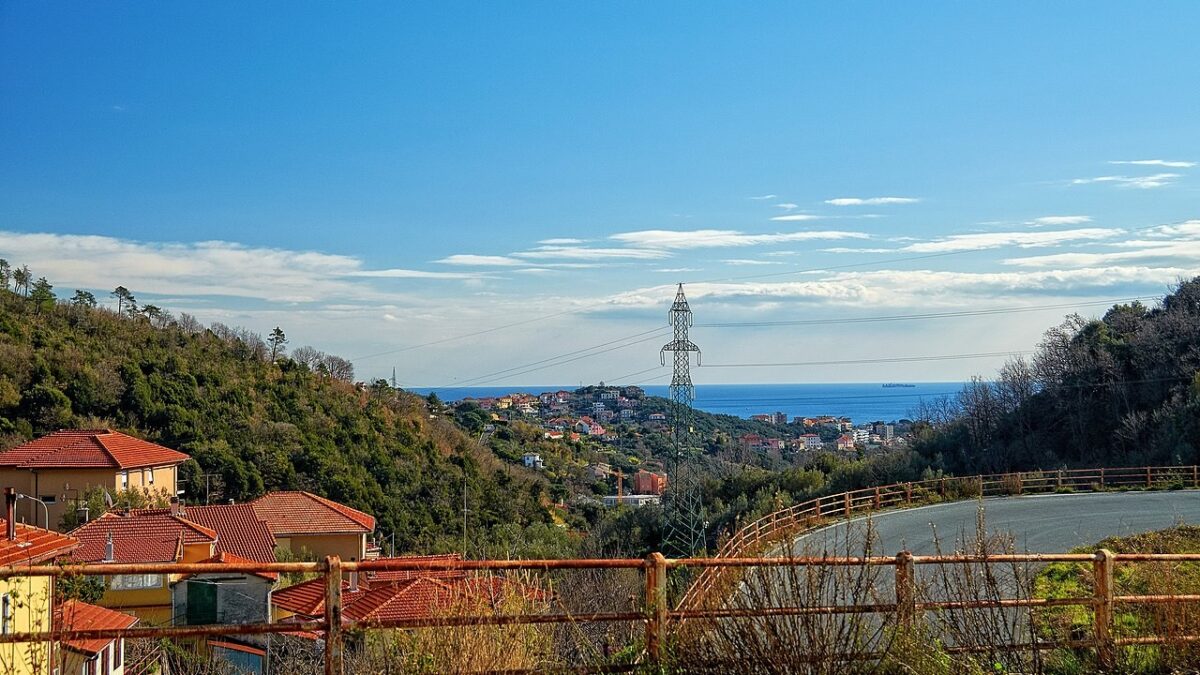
[
  {"left": 0, "top": 269, "right": 558, "bottom": 555},
  {"left": 913, "top": 278, "right": 1200, "bottom": 474}
]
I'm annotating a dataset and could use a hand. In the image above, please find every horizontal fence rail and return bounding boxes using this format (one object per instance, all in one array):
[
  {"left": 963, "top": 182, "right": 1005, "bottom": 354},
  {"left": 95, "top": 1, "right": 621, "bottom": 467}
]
[
  {"left": 2, "top": 550, "right": 1200, "bottom": 672},
  {"left": 680, "top": 464, "right": 1200, "bottom": 612}
]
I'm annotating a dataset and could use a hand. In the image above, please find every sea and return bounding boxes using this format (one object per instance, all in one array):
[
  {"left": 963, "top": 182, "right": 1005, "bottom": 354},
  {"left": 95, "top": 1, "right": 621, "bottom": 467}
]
[{"left": 410, "top": 382, "right": 966, "bottom": 424}]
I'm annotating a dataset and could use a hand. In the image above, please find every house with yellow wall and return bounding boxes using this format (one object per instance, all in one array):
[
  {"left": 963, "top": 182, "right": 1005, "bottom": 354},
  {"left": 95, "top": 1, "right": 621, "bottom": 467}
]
[
  {"left": 0, "top": 488, "right": 81, "bottom": 675},
  {"left": 249, "top": 491, "right": 375, "bottom": 562},
  {"left": 0, "top": 430, "right": 188, "bottom": 530}
]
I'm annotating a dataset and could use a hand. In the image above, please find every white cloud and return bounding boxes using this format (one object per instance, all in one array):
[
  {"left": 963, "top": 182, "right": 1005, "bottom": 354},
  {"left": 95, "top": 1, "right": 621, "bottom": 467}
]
[
  {"left": 1004, "top": 220, "right": 1200, "bottom": 268},
  {"left": 609, "top": 228, "right": 868, "bottom": 249},
  {"left": 514, "top": 245, "right": 670, "bottom": 261},
  {"left": 821, "top": 247, "right": 897, "bottom": 254},
  {"left": 538, "top": 238, "right": 587, "bottom": 245},
  {"left": 1071, "top": 173, "right": 1181, "bottom": 189},
  {"left": 902, "top": 227, "right": 1121, "bottom": 253},
  {"left": 654, "top": 267, "right": 701, "bottom": 273},
  {"left": 769, "top": 214, "right": 822, "bottom": 222},
  {"left": 722, "top": 259, "right": 783, "bottom": 266},
  {"left": 1109, "top": 159, "right": 1196, "bottom": 168},
  {"left": 748, "top": 194, "right": 777, "bottom": 200},
  {"left": 0, "top": 231, "right": 489, "bottom": 305},
  {"left": 825, "top": 197, "right": 920, "bottom": 206},
  {"left": 514, "top": 267, "right": 556, "bottom": 274},
  {"left": 1028, "top": 215, "right": 1092, "bottom": 227},
  {"left": 435, "top": 254, "right": 523, "bottom": 266},
  {"left": 775, "top": 203, "right": 799, "bottom": 210},
  {"left": 601, "top": 266, "right": 1191, "bottom": 310}
]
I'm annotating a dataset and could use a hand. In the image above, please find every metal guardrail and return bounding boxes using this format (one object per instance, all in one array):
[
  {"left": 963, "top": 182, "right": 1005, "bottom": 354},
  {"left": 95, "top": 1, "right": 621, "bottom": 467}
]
[
  {"left": 680, "top": 464, "right": 1200, "bottom": 612},
  {"left": 2, "top": 548, "right": 1200, "bottom": 671}
]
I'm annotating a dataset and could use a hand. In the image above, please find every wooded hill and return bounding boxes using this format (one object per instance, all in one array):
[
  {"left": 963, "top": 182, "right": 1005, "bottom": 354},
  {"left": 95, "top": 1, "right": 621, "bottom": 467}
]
[
  {"left": 0, "top": 275, "right": 556, "bottom": 555},
  {"left": 913, "top": 278, "right": 1200, "bottom": 474}
]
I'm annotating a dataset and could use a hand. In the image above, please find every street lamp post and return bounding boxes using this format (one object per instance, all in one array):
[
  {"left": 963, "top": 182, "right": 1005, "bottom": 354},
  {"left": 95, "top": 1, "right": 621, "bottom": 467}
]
[{"left": 17, "top": 493, "right": 50, "bottom": 530}]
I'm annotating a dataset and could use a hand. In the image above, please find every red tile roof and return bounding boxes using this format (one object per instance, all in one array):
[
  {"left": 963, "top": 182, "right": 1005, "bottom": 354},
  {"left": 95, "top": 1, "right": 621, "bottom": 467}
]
[
  {"left": 56, "top": 600, "right": 138, "bottom": 655},
  {"left": 182, "top": 504, "right": 278, "bottom": 563},
  {"left": 272, "top": 555, "right": 543, "bottom": 623},
  {"left": 0, "top": 521, "right": 80, "bottom": 565},
  {"left": 181, "top": 551, "right": 279, "bottom": 581},
  {"left": 69, "top": 512, "right": 216, "bottom": 563},
  {"left": 0, "top": 429, "right": 189, "bottom": 469},
  {"left": 249, "top": 491, "right": 375, "bottom": 536}
]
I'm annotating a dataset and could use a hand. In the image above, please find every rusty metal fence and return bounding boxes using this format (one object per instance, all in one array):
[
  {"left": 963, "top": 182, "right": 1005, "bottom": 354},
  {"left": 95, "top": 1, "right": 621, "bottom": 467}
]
[
  {"left": 3, "top": 550, "right": 1200, "bottom": 672},
  {"left": 0, "top": 465, "right": 1198, "bottom": 672},
  {"left": 680, "top": 464, "right": 1200, "bottom": 611}
]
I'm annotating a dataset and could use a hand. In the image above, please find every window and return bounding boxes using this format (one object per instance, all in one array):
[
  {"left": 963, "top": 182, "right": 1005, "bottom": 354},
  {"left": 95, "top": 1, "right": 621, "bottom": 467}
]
[
  {"left": 147, "top": 468, "right": 155, "bottom": 485},
  {"left": 1, "top": 594, "right": 10, "bottom": 634},
  {"left": 110, "top": 574, "right": 162, "bottom": 590},
  {"left": 100, "top": 646, "right": 109, "bottom": 675},
  {"left": 113, "top": 639, "right": 123, "bottom": 668},
  {"left": 39, "top": 494, "right": 57, "bottom": 504},
  {"left": 85, "top": 657, "right": 96, "bottom": 675},
  {"left": 120, "top": 471, "right": 129, "bottom": 490}
]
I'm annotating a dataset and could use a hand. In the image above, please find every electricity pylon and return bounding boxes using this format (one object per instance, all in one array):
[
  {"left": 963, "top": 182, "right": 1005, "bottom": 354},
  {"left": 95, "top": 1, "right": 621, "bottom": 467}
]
[{"left": 660, "top": 283, "right": 706, "bottom": 556}]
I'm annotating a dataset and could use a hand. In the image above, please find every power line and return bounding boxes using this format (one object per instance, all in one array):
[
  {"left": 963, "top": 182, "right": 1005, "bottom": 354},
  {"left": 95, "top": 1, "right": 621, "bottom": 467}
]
[
  {"left": 350, "top": 309, "right": 581, "bottom": 362},
  {"left": 699, "top": 350, "right": 1033, "bottom": 368},
  {"left": 695, "top": 296, "right": 1159, "bottom": 328},
  {"left": 419, "top": 331, "right": 670, "bottom": 391}
]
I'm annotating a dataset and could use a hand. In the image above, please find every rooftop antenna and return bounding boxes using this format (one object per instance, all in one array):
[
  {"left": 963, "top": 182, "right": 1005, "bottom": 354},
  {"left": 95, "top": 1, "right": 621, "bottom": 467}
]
[{"left": 391, "top": 367, "right": 398, "bottom": 389}]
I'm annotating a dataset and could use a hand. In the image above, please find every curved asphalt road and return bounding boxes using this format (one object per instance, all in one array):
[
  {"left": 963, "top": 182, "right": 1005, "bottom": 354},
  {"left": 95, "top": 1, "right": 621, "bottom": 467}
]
[{"left": 789, "top": 490, "right": 1200, "bottom": 556}]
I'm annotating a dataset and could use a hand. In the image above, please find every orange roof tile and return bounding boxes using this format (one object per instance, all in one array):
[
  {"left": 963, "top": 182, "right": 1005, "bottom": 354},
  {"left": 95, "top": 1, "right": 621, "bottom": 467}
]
[
  {"left": 180, "top": 551, "right": 279, "bottom": 581},
  {"left": 249, "top": 492, "right": 375, "bottom": 536},
  {"left": 182, "top": 504, "right": 278, "bottom": 563},
  {"left": 0, "top": 429, "right": 189, "bottom": 470},
  {"left": 0, "top": 521, "right": 79, "bottom": 565},
  {"left": 56, "top": 600, "right": 138, "bottom": 655},
  {"left": 69, "top": 512, "right": 216, "bottom": 563}
]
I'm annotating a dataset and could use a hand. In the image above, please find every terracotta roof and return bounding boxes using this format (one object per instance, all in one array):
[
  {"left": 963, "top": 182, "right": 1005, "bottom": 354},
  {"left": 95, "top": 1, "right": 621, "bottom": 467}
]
[
  {"left": 0, "top": 429, "right": 189, "bottom": 469},
  {"left": 366, "top": 554, "right": 466, "bottom": 583},
  {"left": 69, "top": 512, "right": 216, "bottom": 563},
  {"left": 0, "top": 521, "right": 79, "bottom": 565},
  {"left": 56, "top": 600, "right": 138, "bottom": 655},
  {"left": 183, "top": 504, "right": 277, "bottom": 563},
  {"left": 273, "top": 555, "right": 543, "bottom": 622},
  {"left": 249, "top": 492, "right": 375, "bottom": 536},
  {"left": 180, "top": 551, "right": 279, "bottom": 581}
]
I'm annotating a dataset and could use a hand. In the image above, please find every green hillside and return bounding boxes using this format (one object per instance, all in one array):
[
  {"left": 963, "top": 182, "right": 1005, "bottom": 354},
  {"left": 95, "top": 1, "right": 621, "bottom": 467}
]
[{"left": 0, "top": 276, "right": 557, "bottom": 555}]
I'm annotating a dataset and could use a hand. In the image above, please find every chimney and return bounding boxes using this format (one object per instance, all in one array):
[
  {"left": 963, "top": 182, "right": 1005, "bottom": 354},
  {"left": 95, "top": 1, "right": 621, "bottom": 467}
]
[
  {"left": 5, "top": 488, "right": 15, "bottom": 541},
  {"left": 103, "top": 531, "right": 115, "bottom": 562},
  {"left": 169, "top": 496, "right": 183, "bottom": 517}
]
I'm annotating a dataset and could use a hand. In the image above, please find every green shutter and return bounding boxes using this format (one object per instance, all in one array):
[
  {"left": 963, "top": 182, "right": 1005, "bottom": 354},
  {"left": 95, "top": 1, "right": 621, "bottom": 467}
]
[{"left": 186, "top": 581, "right": 218, "bottom": 625}]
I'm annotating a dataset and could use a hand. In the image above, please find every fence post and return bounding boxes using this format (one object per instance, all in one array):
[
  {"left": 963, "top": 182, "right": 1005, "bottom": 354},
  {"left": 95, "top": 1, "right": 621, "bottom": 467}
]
[
  {"left": 1194, "top": 465, "right": 1198, "bottom": 488},
  {"left": 844, "top": 492, "right": 852, "bottom": 517},
  {"left": 645, "top": 552, "right": 668, "bottom": 666},
  {"left": 1093, "top": 549, "right": 1116, "bottom": 670},
  {"left": 1100, "top": 467, "right": 1105, "bottom": 489},
  {"left": 1016, "top": 473, "right": 1023, "bottom": 494},
  {"left": 905, "top": 482, "right": 912, "bottom": 505},
  {"left": 894, "top": 550, "right": 916, "bottom": 630},
  {"left": 939, "top": 478, "right": 946, "bottom": 498},
  {"left": 1146, "top": 466, "right": 1153, "bottom": 488},
  {"left": 1056, "top": 469, "right": 1063, "bottom": 490},
  {"left": 324, "top": 555, "right": 344, "bottom": 675},
  {"left": 874, "top": 486, "right": 881, "bottom": 510}
]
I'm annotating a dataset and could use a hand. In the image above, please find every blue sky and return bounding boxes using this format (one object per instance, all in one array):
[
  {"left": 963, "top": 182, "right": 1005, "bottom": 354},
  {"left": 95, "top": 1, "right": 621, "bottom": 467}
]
[{"left": 2, "top": 2, "right": 1198, "bottom": 386}]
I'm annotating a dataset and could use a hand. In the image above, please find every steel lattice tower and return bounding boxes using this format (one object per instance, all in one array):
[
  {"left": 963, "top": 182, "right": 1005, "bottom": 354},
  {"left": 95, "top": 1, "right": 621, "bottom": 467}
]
[{"left": 660, "top": 283, "right": 706, "bottom": 556}]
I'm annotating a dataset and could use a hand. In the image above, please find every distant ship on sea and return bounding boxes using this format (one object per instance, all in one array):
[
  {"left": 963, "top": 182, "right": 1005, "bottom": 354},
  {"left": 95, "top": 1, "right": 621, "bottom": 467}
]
[{"left": 881, "top": 383, "right": 916, "bottom": 388}]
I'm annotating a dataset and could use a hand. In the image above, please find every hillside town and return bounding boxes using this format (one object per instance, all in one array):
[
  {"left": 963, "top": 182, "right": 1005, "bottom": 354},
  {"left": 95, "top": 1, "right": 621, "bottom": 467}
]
[{"left": 446, "top": 385, "right": 913, "bottom": 509}]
